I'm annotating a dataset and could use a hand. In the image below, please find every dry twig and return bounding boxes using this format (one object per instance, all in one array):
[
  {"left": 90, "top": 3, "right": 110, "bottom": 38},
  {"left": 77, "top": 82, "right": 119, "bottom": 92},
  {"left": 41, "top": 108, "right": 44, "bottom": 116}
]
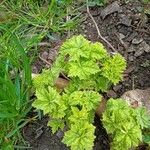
[
  {"left": 86, "top": 0, "right": 116, "bottom": 52},
  {"left": 39, "top": 54, "right": 51, "bottom": 66}
]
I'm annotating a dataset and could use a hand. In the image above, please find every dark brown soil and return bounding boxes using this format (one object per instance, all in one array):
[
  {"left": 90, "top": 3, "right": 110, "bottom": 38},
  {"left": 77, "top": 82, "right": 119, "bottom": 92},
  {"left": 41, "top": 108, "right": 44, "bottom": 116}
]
[
  {"left": 23, "top": 117, "right": 68, "bottom": 150},
  {"left": 23, "top": 0, "right": 150, "bottom": 149}
]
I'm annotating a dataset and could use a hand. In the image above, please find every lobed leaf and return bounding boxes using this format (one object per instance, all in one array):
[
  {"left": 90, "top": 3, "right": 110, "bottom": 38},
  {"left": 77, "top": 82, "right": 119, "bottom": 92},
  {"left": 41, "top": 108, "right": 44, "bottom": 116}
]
[
  {"left": 68, "top": 59, "right": 100, "bottom": 80},
  {"left": 60, "top": 35, "right": 90, "bottom": 61},
  {"left": 32, "top": 87, "right": 61, "bottom": 115},
  {"left": 102, "top": 54, "right": 126, "bottom": 84},
  {"left": 102, "top": 98, "right": 143, "bottom": 150},
  {"left": 63, "top": 121, "right": 95, "bottom": 150},
  {"left": 48, "top": 119, "right": 64, "bottom": 134},
  {"left": 135, "top": 107, "right": 150, "bottom": 129}
]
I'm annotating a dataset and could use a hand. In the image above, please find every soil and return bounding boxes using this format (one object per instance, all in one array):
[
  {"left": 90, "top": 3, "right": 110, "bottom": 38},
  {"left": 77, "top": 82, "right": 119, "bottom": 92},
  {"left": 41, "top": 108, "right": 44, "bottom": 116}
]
[{"left": 23, "top": 0, "right": 150, "bottom": 149}]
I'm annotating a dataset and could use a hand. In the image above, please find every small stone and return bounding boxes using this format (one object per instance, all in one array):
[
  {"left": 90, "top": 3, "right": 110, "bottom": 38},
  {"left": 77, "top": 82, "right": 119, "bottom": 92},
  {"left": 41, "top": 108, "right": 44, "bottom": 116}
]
[
  {"left": 128, "top": 40, "right": 150, "bottom": 57},
  {"left": 126, "top": 31, "right": 138, "bottom": 41},
  {"left": 84, "top": 30, "right": 87, "bottom": 33},
  {"left": 107, "top": 90, "right": 117, "bottom": 98},
  {"left": 127, "top": 45, "right": 135, "bottom": 52},
  {"left": 35, "top": 126, "right": 44, "bottom": 139},
  {"left": 142, "top": 42, "right": 150, "bottom": 53},
  {"left": 121, "top": 88, "right": 150, "bottom": 113}
]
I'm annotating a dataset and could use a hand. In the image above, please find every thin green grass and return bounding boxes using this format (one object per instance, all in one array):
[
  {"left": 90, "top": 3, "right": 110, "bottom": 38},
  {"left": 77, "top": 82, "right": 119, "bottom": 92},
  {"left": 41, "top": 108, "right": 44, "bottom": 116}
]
[
  {"left": 0, "top": 26, "right": 32, "bottom": 149},
  {"left": 0, "top": 0, "right": 82, "bottom": 149}
]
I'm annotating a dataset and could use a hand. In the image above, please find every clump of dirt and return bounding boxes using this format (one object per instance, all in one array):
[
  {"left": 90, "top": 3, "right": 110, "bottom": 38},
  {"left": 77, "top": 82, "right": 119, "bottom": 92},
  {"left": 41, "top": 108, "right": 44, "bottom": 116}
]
[{"left": 24, "top": 0, "right": 150, "bottom": 149}]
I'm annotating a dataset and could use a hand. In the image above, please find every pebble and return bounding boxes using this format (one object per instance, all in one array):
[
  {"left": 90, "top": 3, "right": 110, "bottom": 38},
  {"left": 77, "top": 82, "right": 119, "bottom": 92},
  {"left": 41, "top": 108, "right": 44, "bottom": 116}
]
[
  {"left": 128, "top": 41, "right": 150, "bottom": 56},
  {"left": 124, "top": 65, "right": 135, "bottom": 74},
  {"left": 121, "top": 88, "right": 150, "bottom": 113}
]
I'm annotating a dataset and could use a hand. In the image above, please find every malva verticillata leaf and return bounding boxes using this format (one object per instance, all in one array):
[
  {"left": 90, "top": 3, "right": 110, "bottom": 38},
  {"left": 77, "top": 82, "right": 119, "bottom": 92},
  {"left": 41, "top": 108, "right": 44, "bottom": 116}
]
[
  {"left": 60, "top": 35, "right": 90, "bottom": 61},
  {"left": 63, "top": 121, "right": 95, "bottom": 150},
  {"left": 102, "top": 54, "right": 126, "bottom": 84},
  {"left": 47, "top": 119, "right": 64, "bottom": 134},
  {"left": 68, "top": 59, "right": 100, "bottom": 79},
  {"left": 32, "top": 86, "right": 66, "bottom": 118},
  {"left": 135, "top": 107, "right": 150, "bottom": 129},
  {"left": 32, "top": 35, "right": 127, "bottom": 150},
  {"left": 102, "top": 98, "right": 149, "bottom": 150}
]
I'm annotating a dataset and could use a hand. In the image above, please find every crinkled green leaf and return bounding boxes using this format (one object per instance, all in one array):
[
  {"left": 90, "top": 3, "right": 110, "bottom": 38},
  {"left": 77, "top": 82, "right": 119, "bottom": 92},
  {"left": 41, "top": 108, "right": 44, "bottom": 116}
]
[
  {"left": 102, "top": 54, "right": 126, "bottom": 84},
  {"left": 53, "top": 102, "right": 67, "bottom": 118},
  {"left": 112, "top": 124, "right": 142, "bottom": 150},
  {"left": 68, "top": 91, "right": 83, "bottom": 106},
  {"left": 68, "top": 59, "right": 100, "bottom": 79},
  {"left": 68, "top": 91, "right": 101, "bottom": 111},
  {"left": 33, "top": 54, "right": 64, "bottom": 88},
  {"left": 48, "top": 119, "right": 64, "bottom": 134},
  {"left": 94, "top": 75, "right": 111, "bottom": 92},
  {"left": 69, "top": 107, "right": 90, "bottom": 123},
  {"left": 135, "top": 107, "right": 150, "bottom": 129},
  {"left": 89, "top": 42, "right": 108, "bottom": 60},
  {"left": 32, "top": 87, "right": 61, "bottom": 115},
  {"left": 82, "top": 90, "right": 101, "bottom": 110},
  {"left": 143, "top": 134, "right": 150, "bottom": 144},
  {"left": 33, "top": 69, "right": 54, "bottom": 88},
  {"left": 32, "top": 35, "right": 127, "bottom": 150},
  {"left": 102, "top": 98, "right": 142, "bottom": 150},
  {"left": 60, "top": 35, "right": 90, "bottom": 61},
  {"left": 63, "top": 122, "right": 95, "bottom": 150}
]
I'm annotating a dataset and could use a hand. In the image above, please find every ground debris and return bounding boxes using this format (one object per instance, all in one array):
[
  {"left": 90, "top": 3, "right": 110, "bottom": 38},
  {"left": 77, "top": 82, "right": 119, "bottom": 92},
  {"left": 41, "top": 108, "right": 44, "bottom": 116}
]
[
  {"left": 119, "top": 14, "right": 132, "bottom": 26},
  {"left": 100, "top": 1, "right": 120, "bottom": 19},
  {"left": 106, "top": 90, "right": 117, "bottom": 98},
  {"left": 128, "top": 40, "right": 150, "bottom": 57}
]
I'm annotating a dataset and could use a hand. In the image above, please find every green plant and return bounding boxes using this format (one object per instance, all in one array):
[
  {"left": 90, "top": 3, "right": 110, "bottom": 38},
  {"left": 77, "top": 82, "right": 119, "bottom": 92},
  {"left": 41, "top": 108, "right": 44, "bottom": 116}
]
[
  {"left": 88, "top": 0, "right": 107, "bottom": 6},
  {"left": 0, "top": 26, "right": 32, "bottom": 149},
  {"left": 0, "top": 0, "right": 80, "bottom": 45},
  {"left": 142, "top": 0, "right": 150, "bottom": 3},
  {"left": 102, "top": 98, "right": 150, "bottom": 150},
  {"left": 0, "top": 1, "right": 80, "bottom": 149},
  {"left": 32, "top": 35, "right": 126, "bottom": 150}
]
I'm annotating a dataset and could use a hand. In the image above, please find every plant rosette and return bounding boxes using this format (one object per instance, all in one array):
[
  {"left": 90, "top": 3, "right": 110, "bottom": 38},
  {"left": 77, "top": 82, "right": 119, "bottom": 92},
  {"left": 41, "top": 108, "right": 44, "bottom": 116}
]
[{"left": 32, "top": 35, "right": 127, "bottom": 150}]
